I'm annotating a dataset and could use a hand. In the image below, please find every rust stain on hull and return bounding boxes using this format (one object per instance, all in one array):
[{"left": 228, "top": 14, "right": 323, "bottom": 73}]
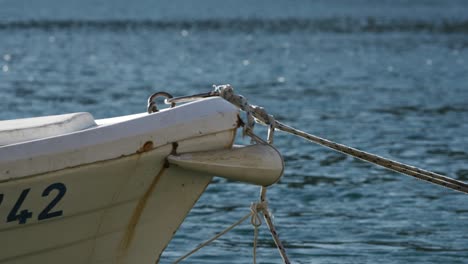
[
  {"left": 136, "top": 141, "right": 154, "bottom": 154},
  {"left": 119, "top": 164, "right": 167, "bottom": 255}
]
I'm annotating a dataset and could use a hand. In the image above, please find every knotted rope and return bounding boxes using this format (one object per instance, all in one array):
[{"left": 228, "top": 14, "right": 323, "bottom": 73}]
[
  {"left": 212, "top": 84, "right": 468, "bottom": 194},
  {"left": 163, "top": 84, "right": 467, "bottom": 264},
  {"left": 250, "top": 202, "right": 263, "bottom": 264},
  {"left": 172, "top": 198, "right": 288, "bottom": 264},
  {"left": 259, "top": 187, "right": 291, "bottom": 264}
]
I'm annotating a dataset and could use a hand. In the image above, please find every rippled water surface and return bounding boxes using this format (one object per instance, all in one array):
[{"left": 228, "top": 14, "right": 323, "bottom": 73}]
[{"left": 1, "top": 0, "right": 468, "bottom": 263}]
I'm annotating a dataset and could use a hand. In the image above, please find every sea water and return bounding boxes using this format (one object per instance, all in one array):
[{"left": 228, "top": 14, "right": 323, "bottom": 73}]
[{"left": 1, "top": 0, "right": 467, "bottom": 263}]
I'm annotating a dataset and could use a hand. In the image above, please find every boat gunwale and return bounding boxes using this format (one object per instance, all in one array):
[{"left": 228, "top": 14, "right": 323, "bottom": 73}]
[{"left": 0, "top": 97, "right": 239, "bottom": 182}]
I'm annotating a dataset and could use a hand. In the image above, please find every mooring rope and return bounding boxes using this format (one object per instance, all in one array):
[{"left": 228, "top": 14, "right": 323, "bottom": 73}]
[
  {"left": 164, "top": 84, "right": 467, "bottom": 263},
  {"left": 250, "top": 202, "right": 262, "bottom": 264},
  {"left": 172, "top": 212, "right": 252, "bottom": 264},
  {"left": 259, "top": 187, "right": 291, "bottom": 264},
  {"left": 172, "top": 198, "right": 288, "bottom": 264},
  {"left": 211, "top": 84, "right": 468, "bottom": 194},
  {"left": 275, "top": 121, "right": 468, "bottom": 193}
]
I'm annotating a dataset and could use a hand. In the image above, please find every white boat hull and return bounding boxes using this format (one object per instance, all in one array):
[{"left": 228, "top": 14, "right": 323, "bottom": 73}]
[{"left": 0, "top": 98, "right": 239, "bottom": 263}]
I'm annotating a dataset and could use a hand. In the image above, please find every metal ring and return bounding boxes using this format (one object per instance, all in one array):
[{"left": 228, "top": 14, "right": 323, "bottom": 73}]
[{"left": 147, "top": 92, "right": 175, "bottom": 113}]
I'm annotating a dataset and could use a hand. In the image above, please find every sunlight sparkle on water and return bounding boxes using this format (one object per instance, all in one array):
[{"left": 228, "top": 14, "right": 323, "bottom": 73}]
[{"left": 181, "top": 30, "right": 189, "bottom": 37}]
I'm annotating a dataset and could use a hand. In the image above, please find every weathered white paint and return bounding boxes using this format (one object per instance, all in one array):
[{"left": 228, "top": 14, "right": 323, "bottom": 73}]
[
  {"left": 0, "top": 113, "right": 96, "bottom": 146},
  {"left": 0, "top": 97, "right": 239, "bottom": 182},
  {"left": 0, "top": 97, "right": 239, "bottom": 264},
  {"left": 168, "top": 144, "right": 284, "bottom": 186}
]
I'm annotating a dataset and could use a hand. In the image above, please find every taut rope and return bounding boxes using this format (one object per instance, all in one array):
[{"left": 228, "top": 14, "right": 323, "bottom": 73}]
[
  {"left": 163, "top": 84, "right": 467, "bottom": 263},
  {"left": 167, "top": 84, "right": 468, "bottom": 194},
  {"left": 171, "top": 199, "right": 286, "bottom": 264},
  {"left": 274, "top": 121, "right": 468, "bottom": 193}
]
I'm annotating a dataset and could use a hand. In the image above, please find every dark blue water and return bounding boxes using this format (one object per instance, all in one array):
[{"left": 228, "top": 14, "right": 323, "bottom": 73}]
[{"left": 1, "top": 1, "right": 468, "bottom": 263}]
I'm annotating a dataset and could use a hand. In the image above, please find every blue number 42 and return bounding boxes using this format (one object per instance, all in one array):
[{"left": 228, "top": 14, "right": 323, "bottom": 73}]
[{"left": 5, "top": 183, "right": 67, "bottom": 225}]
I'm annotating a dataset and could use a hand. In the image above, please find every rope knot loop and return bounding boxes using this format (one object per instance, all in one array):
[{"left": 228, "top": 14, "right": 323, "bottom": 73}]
[{"left": 250, "top": 201, "right": 267, "bottom": 227}]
